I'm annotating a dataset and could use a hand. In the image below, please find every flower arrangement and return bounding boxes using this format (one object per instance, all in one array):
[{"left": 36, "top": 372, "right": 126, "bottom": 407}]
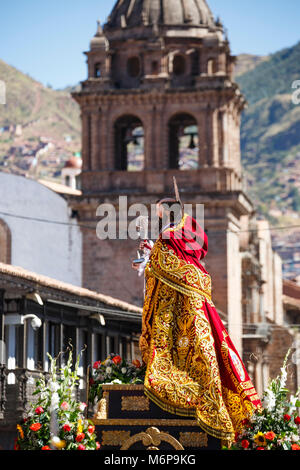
[
  {"left": 88, "top": 353, "right": 146, "bottom": 403},
  {"left": 15, "top": 349, "right": 100, "bottom": 450},
  {"left": 230, "top": 351, "right": 300, "bottom": 450}
]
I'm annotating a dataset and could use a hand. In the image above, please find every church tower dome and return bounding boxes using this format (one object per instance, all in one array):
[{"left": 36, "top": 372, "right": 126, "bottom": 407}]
[
  {"left": 90, "top": 21, "right": 108, "bottom": 51},
  {"left": 105, "top": 0, "right": 216, "bottom": 30}
]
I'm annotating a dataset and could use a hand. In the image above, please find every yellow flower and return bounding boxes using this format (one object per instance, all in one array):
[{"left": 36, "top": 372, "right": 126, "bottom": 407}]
[
  {"left": 254, "top": 432, "right": 267, "bottom": 447},
  {"left": 16, "top": 424, "right": 24, "bottom": 440},
  {"left": 77, "top": 418, "right": 83, "bottom": 434},
  {"left": 51, "top": 437, "right": 66, "bottom": 449}
]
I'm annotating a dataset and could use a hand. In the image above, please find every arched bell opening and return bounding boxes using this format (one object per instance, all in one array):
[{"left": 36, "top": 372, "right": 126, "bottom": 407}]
[
  {"left": 114, "top": 115, "right": 145, "bottom": 171},
  {"left": 168, "top": 113, "right": 199, "bottom": 170}
]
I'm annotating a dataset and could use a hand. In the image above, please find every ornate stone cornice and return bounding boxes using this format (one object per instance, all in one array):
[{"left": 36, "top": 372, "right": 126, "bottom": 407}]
[{"left": 73, "top": 85, "right": 245, "bottom": 111}]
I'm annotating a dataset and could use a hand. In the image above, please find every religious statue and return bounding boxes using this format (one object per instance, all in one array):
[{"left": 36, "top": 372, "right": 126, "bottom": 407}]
[{"left": 132, "top": 179, "right": 261, "bottom": 443}]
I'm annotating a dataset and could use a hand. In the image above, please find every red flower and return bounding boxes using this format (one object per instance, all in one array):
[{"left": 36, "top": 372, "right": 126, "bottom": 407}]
[
  {"left": 23, "top": 418, "right": 28, "bottom": 423},
  {"left": 241, "top": 419, "right": 250, "bottom": 427},
  {"left": 96, "top": 442, "right": 101, "bottom": 450},
  {"left": 234, "top": 432, "right": 239, "bottom": 442},
  {"left": 112, "top": 355, "right": 122, "bottom": 365},
  {"left": 89, "top": 378, "right": 94, "bottom": 385},
  {"left": 294, "top": 416, "right": 300, "bottom": 425},
  {"left": 78, "top": 444, "right": 86, "bottom": 450},
  {"left": 241, "top": 439, "right": 250, "bottom": 449},
  {"left": 41, "top": 446, "right": 52, "bottom": 450},
  {"left": 93, "top": 361, "right": 101, "bottom": 369},
  {"left": 284, "top": 414, "right": 291, "bottom": 422},
  {"left": 30, "top": 423, "right": 42, "bottom": 432},
  {"left": 292, "top": 444, "right": 300, "bottom": 450},
  {"left": 132, "top": 359, "right": 141, "bottom": 368},
  {"left": 63, "top": 424, "right": 71, "bottom": 432},
  {"left": 35, "top": 406, "right": 44, "bottom": 415},
  {"left": 265, "top": 431, "right": 276, "bottom": 441},
  {"left": 14, "top": 443, "right": 20, "bottom": 451},
  {"left": 88, "top": 425, "right": 95, "bottom": 434},
  {"left": 76, "top": 433, "right": 85, "bottom": 442},
  {"left": 256, "top": 447, "right": 265, "bottom": 450}
]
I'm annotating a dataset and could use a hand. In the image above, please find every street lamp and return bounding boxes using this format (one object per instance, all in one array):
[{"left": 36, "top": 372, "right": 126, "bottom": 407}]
[
  {"left": 4, "top": 313, "right": 42, "bottom": 330},
  {"left": 21, "top": 314, "right": 42, "bottom": 331}
]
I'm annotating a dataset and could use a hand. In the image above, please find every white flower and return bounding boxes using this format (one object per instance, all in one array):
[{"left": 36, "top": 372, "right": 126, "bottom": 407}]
[
  {"left": 78, "top": 402, "right": 87, "bottom": 412},
  {"left": 289, "top": 395, "right": 298, "bottom": 413},
  {"left": 111, "top": 379, "right": 122, "bottom": 384},
  {"left": 106, "top": 366, "right": 112, "bottom": 375},
  {"left": 121, "top": 368, "right": 127, "bottom": 374},
  {"left": 291, "top": 434, "right": 299, "bottom": 443},
  {"left": 49, "top": 381, "right": 60, "bottom": 392},
  {"left": 280, "top": 367, "right": 288, "bottom": 389},
  {"left": 263, "top": 389, "right": 276, "bottom": 412}
]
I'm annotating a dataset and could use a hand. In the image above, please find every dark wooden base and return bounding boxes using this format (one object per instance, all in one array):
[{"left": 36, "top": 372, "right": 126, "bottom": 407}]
[{"left": 93, "top": 384, "right": 222, "bottom": 451}]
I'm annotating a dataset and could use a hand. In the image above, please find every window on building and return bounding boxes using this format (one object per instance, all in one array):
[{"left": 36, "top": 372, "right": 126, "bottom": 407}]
[
  {"left": 114, "top": 115, "right": 144, "bottom": 171},
  {"left": 151, "top": 60, "right": 159, "bottom": 75},
  {"left": 173, "top": 55, "right": 186, "bottom": 76},
  {"left": 93, "top": 333, "right": 104, "bottom": 362},
  {"left": 191, "top": 50, "right": 200, "bottom": 76},
  {"left": 127, "top": 57, "right": 141, "bottom": 78},
  {"left": 65, "top": 175, "right": 71, "bottom": 187},
  {"left": 63, "top": 324, "right": 76, "bottom": 363},
  {"left": 48, "top": 322, "right": 60, "bottom": 361},
  {"left": 168, "top": 113, "right": 199, "bottom": 170},
  {"left": 120, "top": 337, "right": 128, "bottom": 360},
  {"left": 207, "top": 58, "right": 217, "bottom": 75},
  {"left": 94, "top": 63, "right": 101, "bottom": 78},
  {"left": 27, "top": 322, "right": 43, "bottom": 371}
]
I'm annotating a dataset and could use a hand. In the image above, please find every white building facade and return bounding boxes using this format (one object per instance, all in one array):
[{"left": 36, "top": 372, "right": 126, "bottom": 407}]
[{"left": 0, "top": 172, "right": 82, "bottom": 286}]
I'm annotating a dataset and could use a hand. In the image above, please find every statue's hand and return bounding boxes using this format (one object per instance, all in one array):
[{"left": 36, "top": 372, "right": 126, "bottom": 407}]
[{"left": 132, "top": 262, "right": 140, "bottom": 271}]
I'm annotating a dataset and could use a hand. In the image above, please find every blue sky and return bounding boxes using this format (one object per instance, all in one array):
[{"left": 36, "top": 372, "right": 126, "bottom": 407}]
[{"left": 0, "top": 0, "right": 299, "bottom": 89}]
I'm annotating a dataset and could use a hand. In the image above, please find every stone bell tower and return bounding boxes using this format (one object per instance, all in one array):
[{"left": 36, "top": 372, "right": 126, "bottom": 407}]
[{"left": 71, "top": 0, "right": 253, "bottom": 352}]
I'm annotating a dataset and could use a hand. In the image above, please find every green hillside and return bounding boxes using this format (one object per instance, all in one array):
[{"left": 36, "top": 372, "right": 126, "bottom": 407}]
[
  {"left": 236, "top": 42, "right": 300, "bottom": 221},
  {"left": 234, "top": 53, "right": 269, "bottom": 77},
  {"left": 0, "top": 59, "right": 80, "bottom": 133},
  {"left": 0, "top": 60, "right": 80, "bottom": 180},
  {"left": 237, "top": 42, "right": 300, "bottom": 105}
]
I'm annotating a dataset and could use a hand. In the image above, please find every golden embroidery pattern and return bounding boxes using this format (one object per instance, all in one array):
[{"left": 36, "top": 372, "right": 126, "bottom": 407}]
[
  {"left": 143, "top": 280, "right": 235, "bottom": 440},
  {"left": 148, "top": 239, "right": 214, "bottom": 306},
  {"left": 140, "top": 239, "right": 258, "bottom": 442}
]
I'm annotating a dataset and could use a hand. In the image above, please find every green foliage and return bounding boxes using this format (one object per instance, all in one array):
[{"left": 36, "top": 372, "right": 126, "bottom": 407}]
[{"left": 15, "top": 349, "right": 100, "bottom": 451}]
